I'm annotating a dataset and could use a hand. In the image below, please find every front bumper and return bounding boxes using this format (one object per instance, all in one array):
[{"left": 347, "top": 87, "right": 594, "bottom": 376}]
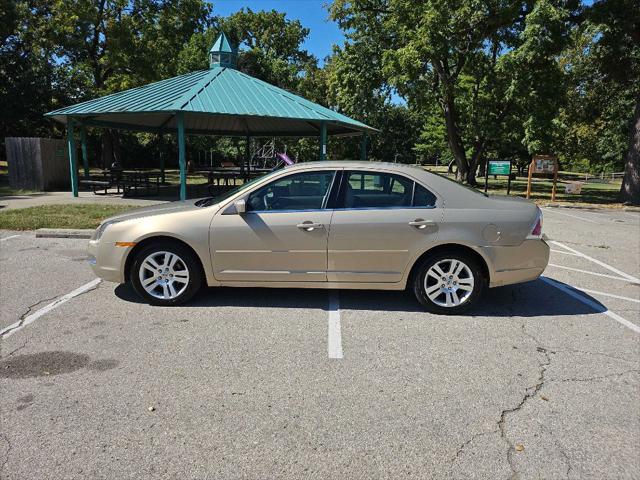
[
  {"left": 480, "top": 239, "right": 550, "bottom": 288},
  {"left": 87, "top": 239, "right": 128, "bottom": 283}
]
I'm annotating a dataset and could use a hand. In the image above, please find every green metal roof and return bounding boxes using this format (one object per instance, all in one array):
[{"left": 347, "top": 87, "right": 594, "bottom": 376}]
[
  {"left": 209, "top": 32, "right": 235, "bottom": 54},
  {"left": 46, "top": 64, "right": 376, "bottom": 137}
]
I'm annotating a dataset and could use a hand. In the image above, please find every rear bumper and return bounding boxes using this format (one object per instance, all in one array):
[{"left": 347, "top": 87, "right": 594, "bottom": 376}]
[
  {"left": 480, "top": 239, "right": 550, "bottom": 288},
  {"left": 87, "top": 239, "right": 127, "bottom": 283}
]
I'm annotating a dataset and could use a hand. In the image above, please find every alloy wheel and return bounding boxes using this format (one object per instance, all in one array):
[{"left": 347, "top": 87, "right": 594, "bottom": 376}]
[
  {"left": 138, "top": 251, "right": 190, "bottom": 300},
  {"left": 423, "top": 258, "right": 475, "bottom": 308}
]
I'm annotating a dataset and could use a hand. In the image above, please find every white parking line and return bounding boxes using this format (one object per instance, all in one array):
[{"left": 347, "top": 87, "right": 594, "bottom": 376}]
[
  {"left": 547, "top": 263, "right": 638, "bottom": 283},
  {"left": 541, "top": 277, "right": 640, "bottom": 333},
  {"left": 551, "top": 240, "right": 640, "bottom": 283},
  {"left": 0, "top": 279, "right": 102, "bottom": 339},
  {"left": 574, "top": 287, "right": 640, "bottom": 304},
  {"left": 550, "top": 249, "right": 580, "bottom": 256},
  {"left": 544, "top": 208, "right": 600, "bottom": 224},
  {"left": 327, "top": 292, "right": 343, "bottom": 359},
  {"left": 0, "top": 234, "right": 21, "bottom": 242}
]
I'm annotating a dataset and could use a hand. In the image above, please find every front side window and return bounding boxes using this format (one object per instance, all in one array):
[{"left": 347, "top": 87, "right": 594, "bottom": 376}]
[{"left": 247, "top": 171, "right": 335, "bottom": 212}]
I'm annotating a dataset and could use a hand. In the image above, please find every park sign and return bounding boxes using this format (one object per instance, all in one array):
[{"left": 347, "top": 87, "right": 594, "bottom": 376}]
[
  {"left": 488, "top": 160, "right": 511, "bottom": 176},
  {"left": 527, "top": 155, "right": 559, "bottom": 201},
  {"left": 531, "top": 156, "right": 556, "bottom": 174},
  {"left": 484, "top": 160, "right": 513, "bottom": 194}
]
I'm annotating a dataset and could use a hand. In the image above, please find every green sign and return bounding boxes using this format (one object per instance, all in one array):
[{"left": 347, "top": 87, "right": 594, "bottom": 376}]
[{"left": 488, "top": 160, "right": 511, "bottom": 175}]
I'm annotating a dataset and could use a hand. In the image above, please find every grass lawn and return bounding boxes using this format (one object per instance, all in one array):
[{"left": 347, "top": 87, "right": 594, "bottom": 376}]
[
  {"left": 0, "top": 204, "right": 140, "bottom": 230},
  {"left": 422, "top": 166, "right": 623, "bottom": 205}
]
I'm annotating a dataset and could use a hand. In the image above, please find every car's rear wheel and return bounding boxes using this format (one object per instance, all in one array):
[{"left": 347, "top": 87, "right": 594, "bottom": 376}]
[
  {"left": 131, "top": 242, "right": 202, "bottom": 306},
  {"left": 412, "top": 251, "right": 485, "bottom": 314}
]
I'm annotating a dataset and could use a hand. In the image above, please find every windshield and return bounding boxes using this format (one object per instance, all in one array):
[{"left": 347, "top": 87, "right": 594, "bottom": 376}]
[
  {"left": 430, "top": 171, "right": 488, "bottom": 197},
  {"left": 195, "top": 170, "right": 282, "bottom": 207}
]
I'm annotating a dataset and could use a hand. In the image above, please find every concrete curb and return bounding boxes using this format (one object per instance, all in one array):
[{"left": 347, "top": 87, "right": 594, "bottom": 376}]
[
  {"left": 543, "top": 203, "right": 640, "bottom": 212},
  {"left": 35, "top": 228, "right": 93, "bottom": 239}
]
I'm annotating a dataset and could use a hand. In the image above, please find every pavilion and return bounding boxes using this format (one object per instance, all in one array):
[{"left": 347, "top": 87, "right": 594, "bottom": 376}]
[{"left": 45, "top": 32, "right": 377, "bottom": 200}]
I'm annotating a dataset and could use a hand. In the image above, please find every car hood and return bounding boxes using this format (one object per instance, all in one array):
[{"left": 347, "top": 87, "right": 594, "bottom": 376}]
[{"left": 102, "top": 199, "right": 217, "bottom": 224}]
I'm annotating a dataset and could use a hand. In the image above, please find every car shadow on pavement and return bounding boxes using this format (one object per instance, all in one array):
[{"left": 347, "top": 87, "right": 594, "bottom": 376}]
[{"left": 114, "top": 277, "right": 604, "bottom": 318}]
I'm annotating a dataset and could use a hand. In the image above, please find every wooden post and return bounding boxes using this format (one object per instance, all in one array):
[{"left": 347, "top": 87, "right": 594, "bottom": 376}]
[
  {"left": 319, "top": 122, "right": 327, "bottom": 161},
  {"left": 80, "top": 125, "right": 89, "bottom": 179},
  {"left": 360, "top": 133, "right": 368, "bottom": 160},
  {"left": 551, "top": 160, "right": 558, "bottom": 202},
  {"left": 67, "top": 118, "right": 79, "bottom": 197},
  {"left": 526, "top": 159, "right": 534, "bottom": 199},
  {"left": 177, "top": 112, "right": 187, "bottom": 201}
]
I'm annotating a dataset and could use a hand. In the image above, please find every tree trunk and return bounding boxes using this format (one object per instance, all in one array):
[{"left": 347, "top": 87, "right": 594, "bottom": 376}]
[
  {"left": 620, "top": 98, "right": 640, "bottom": 205},
  {"left": 467, "top": 140, "right": 485, "bottom": 186},
  {"left": 100, "top": 130, "right": 113, "bottom": 169},
  {"left": 441, "top": 94, "right": 469, "bottom": 181}
]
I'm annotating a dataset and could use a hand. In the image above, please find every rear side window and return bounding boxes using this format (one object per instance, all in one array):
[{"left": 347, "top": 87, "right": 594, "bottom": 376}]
[
  {"left": 341, "top": 171, "right": 413, "bottom": 208},
  {"left": 337, "top": 171, "right": 438, "bottom": 209},
  {"left": 413, "top": 183, "right": 437, "bottom": 207}
]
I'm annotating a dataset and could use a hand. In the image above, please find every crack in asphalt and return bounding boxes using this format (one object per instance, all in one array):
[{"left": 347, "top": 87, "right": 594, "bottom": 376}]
[
  {"left": 554, "top": 369, "right": 640, "bottom": 383},
  {"left": 450, "top": 428, "right": 499, "bottom": 467},
  {"left": 497, "top": 323, "right": 554, "bottom": 480},
  {"left": 538, "top": 422, "right": 574, "bottom": 478},
  {"left": 0, "top": 295, "right": 59, "bottom": 358},
  {"left": 0, "top": 282, "right": 101, "bottom": 357},
  {"left": 0, "top": 432, "right": 11, "bottom": 475}
]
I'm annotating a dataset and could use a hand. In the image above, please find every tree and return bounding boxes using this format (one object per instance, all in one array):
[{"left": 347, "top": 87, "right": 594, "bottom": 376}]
[
  {"left": 330, "top": 0, "right": 575, "bottom": 184},
  {"left": 621, "top": 100, "right": 640, "bottom": 204}
]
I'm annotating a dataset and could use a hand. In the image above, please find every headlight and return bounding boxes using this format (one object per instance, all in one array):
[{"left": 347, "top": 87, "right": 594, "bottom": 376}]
[{"left": 92, "top": 219, "right": 121, "bottom": 241}]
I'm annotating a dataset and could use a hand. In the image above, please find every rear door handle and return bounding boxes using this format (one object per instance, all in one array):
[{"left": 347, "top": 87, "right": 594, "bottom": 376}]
[
  {"left": 408, "top": 219, "right": 436, "bottom": 229},
  {"left": 297, "top": 222, "right": 324, "bottom": 231}
]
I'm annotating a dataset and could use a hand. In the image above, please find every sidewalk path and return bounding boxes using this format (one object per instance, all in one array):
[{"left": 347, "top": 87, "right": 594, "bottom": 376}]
[{"left": 0, "top": 191, "right": 168, "bottom": 210}]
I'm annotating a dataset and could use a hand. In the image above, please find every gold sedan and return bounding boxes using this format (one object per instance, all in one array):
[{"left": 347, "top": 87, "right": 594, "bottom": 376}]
[{"left": 88, "top": 162, "right": 549, "bottom": 313}]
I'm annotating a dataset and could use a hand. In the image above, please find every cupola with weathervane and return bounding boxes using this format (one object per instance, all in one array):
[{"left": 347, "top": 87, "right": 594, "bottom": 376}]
[{"left": 209, "top": 31, "right": 238, "bottom": 68}]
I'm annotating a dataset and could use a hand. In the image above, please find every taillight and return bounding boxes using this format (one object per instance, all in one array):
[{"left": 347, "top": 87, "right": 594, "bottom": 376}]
[{"left": 528, "top": 208, "right": 543, "bottom": 239}]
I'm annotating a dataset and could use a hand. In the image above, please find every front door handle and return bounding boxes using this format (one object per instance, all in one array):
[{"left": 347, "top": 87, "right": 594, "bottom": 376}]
[
  {"left": 408, "top": 219, "right": 435, "bottom": 229},
  {"left": 297, "top": 221, "right": 324, "bottom": 231}
]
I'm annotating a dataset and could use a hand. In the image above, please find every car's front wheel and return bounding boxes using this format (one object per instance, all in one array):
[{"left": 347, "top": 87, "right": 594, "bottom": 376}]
[
  {"left": 130, "top": 242, "right": 202, "bottom": 306},
  {"left": 412, "top": 251, "right": 485, "bottom": 314}
]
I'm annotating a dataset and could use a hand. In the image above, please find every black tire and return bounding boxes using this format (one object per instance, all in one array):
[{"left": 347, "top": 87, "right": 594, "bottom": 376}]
[
  {"left": 130, "top": 241, "right": 203, "bottom": 306},
  {"left": 412, "top": 251, "right": 486, "bottom": 314}
]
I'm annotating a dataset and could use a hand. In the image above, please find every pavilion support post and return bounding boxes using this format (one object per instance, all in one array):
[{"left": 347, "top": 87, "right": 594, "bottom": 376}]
[
  {"left": 177, "top": 112, "right": 187, "bottom": 201},
  {"left": 319, "top": 122, "right": 327, "bottom": 161},
  {"left": 67, "top": 118, "right": 79, "bottom": 197},
  {"left": 245, "top": 135, "right": 251, "bottom": 181},
  {"left": 158, "top": 132, "right": 166, "bottom": 184},
  {"left": 360, "top": 133, "right": 368, "bottom": 161},
  {"left": 81, "top": 125, "right": 89, "bottom": 178}
]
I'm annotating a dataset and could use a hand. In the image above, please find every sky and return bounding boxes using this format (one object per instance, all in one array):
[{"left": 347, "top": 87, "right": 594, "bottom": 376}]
[{"left": 211, "top": 1, "right": 344, "bottom": 64}]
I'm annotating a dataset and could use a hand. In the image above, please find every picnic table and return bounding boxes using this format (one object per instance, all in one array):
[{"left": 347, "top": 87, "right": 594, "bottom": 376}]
[
  {"left": 80, "top": 170, "right": 161, "bottom": 196},
  {"left": 202, "top": 167, "right": 272, "bottom": 195}
]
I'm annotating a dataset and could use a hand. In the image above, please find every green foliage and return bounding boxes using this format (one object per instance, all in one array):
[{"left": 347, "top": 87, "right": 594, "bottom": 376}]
[{"left": 1, "top": 0, "right": 637, "bottom": 201}]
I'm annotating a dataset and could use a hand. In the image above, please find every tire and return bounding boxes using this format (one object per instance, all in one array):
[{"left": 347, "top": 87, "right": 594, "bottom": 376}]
[
  {"left": 412, "top": 251, "right": 486, "bottom": 314},
  {"left": 130, "top": 241, "right": 203, "bottom": 306}
]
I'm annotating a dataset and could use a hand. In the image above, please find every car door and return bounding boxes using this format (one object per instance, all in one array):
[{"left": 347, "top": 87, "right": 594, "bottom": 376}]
[
  {"left": 211, "top": 170, "right": 337, "bottom": 283},
  {"left": 327, "top": 169, "right": 442, "bottom": 283}
]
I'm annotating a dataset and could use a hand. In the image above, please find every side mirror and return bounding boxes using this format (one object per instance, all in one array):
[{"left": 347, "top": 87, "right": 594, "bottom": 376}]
[{"left": 234, "top": 199, "right": 246, "bottom": 214}]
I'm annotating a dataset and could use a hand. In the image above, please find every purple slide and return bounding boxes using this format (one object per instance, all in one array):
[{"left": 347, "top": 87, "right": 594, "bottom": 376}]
[{"left": 276, "top": 152, "right": 295, "bottom": 166}]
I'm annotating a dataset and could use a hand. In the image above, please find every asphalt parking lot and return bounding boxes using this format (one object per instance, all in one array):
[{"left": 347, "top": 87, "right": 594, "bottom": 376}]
[{"left": 1, "top": 207, "right": 639, "bottom": 479}]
